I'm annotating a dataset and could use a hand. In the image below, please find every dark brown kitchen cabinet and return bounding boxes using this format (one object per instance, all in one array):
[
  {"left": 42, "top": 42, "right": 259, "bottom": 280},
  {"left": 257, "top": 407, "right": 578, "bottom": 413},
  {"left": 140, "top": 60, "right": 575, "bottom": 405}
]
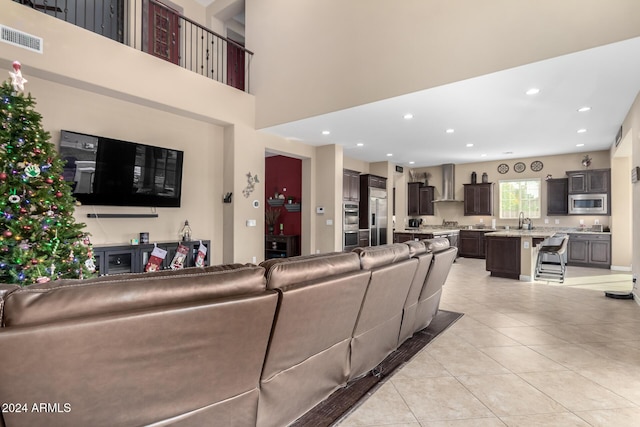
[
  {"left": 547, "top": 178, "right": 568, "bottom": 215},
  {"left": 566, "top": 169, "right": 610, "bottom": 194},
  {"left": 567, "top": 233, "right": 611, "bottom": 268},
  {"left": 459, "top": 230, "right": 488, "bottom": 259},
  {"left": 464, "top": 183, "right": 493, "bottom": 216},
  {"left": 407, "top": 182, "right": 435, "bottom": 216},
  {"left": 361, "top": 174, "right": 387, "bottom": 189},
  {"left": 485, "top": 236, "right": 521, "bottom": 279},
  {"left": 343, "top": 169, "right": 360, "bottom": 201}
]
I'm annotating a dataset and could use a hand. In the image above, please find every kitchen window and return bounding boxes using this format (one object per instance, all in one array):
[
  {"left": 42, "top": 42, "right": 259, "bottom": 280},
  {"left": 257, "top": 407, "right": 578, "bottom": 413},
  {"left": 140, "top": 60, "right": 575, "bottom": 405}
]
[{"left": 499, "top": 178, "right": 541, "bottom": 219}]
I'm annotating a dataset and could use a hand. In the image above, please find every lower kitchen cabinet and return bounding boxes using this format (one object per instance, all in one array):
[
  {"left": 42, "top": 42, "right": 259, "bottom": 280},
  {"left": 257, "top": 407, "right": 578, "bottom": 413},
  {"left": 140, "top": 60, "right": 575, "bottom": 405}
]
[
  {"left": 567, "top": 233, "right": 611, "bottom": 268},
  {"left": 393, "top": 232, "right": 434, "bottom": 243},
  {"left": 358, "top": 230, "right": 370, "bottom": 247},
  {"left": 459, "top": 230, "right": 488, "bottom": 259},
  {"left": 485, "top": 236, "right": 521, "bottom": 279}
]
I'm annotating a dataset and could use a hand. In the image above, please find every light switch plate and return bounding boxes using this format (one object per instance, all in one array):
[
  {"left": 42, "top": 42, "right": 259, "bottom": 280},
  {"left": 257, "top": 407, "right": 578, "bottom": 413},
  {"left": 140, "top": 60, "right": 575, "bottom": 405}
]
[{"left": 326, "top": 219, "right": 333, "bottom": 226}]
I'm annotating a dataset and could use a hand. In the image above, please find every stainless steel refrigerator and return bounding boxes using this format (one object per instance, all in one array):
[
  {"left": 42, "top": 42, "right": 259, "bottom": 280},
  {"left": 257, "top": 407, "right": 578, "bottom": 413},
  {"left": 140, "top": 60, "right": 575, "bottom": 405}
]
[{"left": 368, "top": 188, "right": 387, "bottom": 246}]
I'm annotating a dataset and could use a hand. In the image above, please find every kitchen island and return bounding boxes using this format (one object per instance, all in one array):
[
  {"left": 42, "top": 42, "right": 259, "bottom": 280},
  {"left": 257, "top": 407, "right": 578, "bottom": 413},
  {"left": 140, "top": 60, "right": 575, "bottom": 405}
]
[{"left": 484, "top": 230, "right": 556, "bottom": 280}]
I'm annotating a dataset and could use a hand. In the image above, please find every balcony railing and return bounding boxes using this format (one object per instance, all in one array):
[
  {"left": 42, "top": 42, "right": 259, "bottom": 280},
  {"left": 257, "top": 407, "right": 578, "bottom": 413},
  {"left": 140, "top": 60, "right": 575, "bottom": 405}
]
[{"left": 14, "top": 0, "right": 253, "bottom": 93}]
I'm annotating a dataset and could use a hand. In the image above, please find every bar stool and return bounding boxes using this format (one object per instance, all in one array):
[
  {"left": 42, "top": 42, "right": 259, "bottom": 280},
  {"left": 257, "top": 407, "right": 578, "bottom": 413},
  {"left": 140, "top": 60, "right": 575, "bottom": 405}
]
[{"left": 534, "top": 235, "right": 569, "bottom": 283}]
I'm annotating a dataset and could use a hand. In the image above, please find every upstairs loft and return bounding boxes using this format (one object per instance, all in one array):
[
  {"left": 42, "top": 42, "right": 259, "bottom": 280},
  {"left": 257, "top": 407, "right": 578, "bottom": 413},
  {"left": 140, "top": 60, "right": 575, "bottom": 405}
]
[{"left": 12, "top": 0, "right": 253, "bottom": 93}]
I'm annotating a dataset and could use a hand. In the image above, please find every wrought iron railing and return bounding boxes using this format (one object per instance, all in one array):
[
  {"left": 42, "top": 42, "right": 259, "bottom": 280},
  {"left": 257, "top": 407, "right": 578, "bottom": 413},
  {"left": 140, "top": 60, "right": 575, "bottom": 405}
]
[{"left": 14, "top": 0, "right": 253, "bottom": 92}]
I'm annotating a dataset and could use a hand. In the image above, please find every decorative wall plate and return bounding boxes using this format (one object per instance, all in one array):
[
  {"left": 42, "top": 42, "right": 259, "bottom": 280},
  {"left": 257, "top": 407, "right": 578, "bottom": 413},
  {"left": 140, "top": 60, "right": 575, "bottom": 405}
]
[
  {"left": 497, "top": 163, "right": 509, "bottom": 174},
  {"left": 514, "top": 162, "right": 526, "bottom": 173},
  {"left": 530, "top": 160, "right": 544, "bottom": 172}
]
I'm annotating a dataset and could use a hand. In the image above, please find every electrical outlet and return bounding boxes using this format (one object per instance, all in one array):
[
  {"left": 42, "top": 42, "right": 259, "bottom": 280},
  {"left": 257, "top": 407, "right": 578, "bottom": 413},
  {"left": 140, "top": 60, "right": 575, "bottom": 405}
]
[
  {"left": 479, "top": 218, "right": 484, "bottom": 223},
  {"left": 523, "top": 241, "right": 530, "bottom": 249},
  {"left": 544, "top": 218, "right": 549, "bottom": 224},
  {"left": 579, "top": 219, "right": 584, "bottom": 225},
  {"left": 326, "top": 219, "right": 333, "bottom": 226},
  {"left": 555, "top": 219, "right": 560, "bottom": 224},
  {"left": 594, "top": 219, "right": 600, "bottom": 225},
  {"left": 252, "top": 256, "right": 256, "bottom": 264}
]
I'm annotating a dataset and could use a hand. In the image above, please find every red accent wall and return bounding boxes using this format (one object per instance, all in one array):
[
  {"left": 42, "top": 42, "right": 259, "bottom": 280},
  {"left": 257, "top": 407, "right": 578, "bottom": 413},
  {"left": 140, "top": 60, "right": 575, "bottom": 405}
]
[{"left": 265, "top": 155, "right": 302, "bottom": 236}]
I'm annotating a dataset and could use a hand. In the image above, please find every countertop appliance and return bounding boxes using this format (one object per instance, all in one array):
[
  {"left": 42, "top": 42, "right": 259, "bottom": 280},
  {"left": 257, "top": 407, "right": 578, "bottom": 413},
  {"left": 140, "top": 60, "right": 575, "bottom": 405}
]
[{"left": 408, "top": 218, "right": 422, "bottom": 228}]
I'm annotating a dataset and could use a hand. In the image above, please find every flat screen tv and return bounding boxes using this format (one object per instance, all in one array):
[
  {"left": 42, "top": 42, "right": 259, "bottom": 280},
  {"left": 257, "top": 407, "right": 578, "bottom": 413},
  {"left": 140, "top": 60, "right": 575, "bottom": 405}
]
[{"left": 58, "top": 130, "right": 184, "bottom": 207}]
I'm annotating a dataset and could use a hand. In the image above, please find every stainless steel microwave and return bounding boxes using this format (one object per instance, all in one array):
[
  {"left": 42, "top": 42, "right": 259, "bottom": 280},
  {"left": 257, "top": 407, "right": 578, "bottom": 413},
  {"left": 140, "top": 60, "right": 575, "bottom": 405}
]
[{"left": 568, "top": 193, "right": 608, "bottom": 215}]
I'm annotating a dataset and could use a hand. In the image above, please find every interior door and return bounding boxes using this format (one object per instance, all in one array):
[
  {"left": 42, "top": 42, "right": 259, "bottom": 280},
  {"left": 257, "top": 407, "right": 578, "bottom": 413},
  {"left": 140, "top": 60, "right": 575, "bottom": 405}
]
[
  {"left": 227, "top": 41, "right": 245, "bottom": 91},
  {"left": 145, "top": 1, "right": 180, "bottom": 65}
]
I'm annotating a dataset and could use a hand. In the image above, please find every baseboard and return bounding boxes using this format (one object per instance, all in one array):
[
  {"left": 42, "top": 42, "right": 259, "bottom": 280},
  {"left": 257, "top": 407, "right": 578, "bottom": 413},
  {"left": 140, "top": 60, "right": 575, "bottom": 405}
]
[{"left": 610, "top": 265, "right": 633, "bottom": 272}]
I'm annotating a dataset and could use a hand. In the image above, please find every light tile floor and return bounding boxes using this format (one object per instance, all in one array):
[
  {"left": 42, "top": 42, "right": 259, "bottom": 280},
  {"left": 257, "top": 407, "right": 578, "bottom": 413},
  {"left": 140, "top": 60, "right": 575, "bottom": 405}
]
[{"left": 339, "top": 258, "right": 639, "bottom": 427}]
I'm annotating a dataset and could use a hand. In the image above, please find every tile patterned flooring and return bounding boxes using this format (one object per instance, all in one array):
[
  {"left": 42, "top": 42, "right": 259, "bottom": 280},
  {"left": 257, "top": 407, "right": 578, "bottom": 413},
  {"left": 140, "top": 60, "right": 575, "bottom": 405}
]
[{"left": 338, "top": 258, "right": 639, "bottom": 427}]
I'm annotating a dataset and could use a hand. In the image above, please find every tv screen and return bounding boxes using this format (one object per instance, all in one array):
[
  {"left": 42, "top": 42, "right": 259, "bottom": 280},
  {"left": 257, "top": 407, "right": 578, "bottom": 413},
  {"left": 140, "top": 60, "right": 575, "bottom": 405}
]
[{"left": 59, "top": 130, "right": 184, "bottom": 207}]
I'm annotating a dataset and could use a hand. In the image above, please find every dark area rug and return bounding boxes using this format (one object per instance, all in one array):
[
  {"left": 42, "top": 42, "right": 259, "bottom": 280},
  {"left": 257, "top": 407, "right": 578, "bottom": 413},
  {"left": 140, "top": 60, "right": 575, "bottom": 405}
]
[{"left": 292, "top": 310, "right": 464, "bottom": 427}]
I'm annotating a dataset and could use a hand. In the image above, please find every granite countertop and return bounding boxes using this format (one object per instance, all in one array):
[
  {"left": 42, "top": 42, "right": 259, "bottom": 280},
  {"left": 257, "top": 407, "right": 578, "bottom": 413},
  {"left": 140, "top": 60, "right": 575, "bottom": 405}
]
[
  {"left": 402, "top": 228, "right": 460, "bottom": 235},
  {"left": 484, "top": 230, "right": 558, "bottom": 239}
]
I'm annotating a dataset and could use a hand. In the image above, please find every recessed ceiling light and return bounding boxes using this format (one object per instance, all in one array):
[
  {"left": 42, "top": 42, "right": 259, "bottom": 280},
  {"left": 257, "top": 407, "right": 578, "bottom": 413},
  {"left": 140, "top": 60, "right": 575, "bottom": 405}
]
[
  {"left": 409, "top": 161, "right": 415, "bottom": 165},
  {"left": 526, "top": 88, "right": 540, "bottom": 95},
  {"left": 356, "top": 142, "right": 364, "bottom": 147},
  {"left": 386, "top": 153, "right": 393, "bottom": 157},
  {"left": 577, "top": 106, "right": 591, "bottom": 112},
  {"left": 503, "top": 151, "right": 513, "bottom": 155},
  {"left": 403, "top": 113, "right": 413, "bottom": 120},
  {"left": 466, "top": 143, "right": 474, "bottom": 147},
  {"left": 577, "top": 129, "right": 587, "bottom": 133},
  {"left": 322, "top": 130, "right": 331, "bottom": 135},
  {"left": 446, "top": 128, "right": 455, "bottom": 134},
  {"left": 480, "top": 154, "right": 487, "bottom": 157},
  {"left": 576, "top": 143, "right": 585, "bottom": 147}
]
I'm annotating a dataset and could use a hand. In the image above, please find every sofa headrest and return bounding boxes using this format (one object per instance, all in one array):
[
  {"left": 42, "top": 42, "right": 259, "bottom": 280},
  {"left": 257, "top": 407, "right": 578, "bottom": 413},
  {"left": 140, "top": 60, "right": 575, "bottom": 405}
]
[
  {"left": 261, "top": 252, "right": 361, "bottom": 290},
  {"left": 3, "top": 265, "right": 266, "bottom": 328},
  {"left": 405, "top": 240, "right": 427, "bottom": 257},
  {"left": 353, "top": 243, "right": 411, "bottom": 270},
  {"left": 424, "top": 237, "right": 451, "bottom": 253}
]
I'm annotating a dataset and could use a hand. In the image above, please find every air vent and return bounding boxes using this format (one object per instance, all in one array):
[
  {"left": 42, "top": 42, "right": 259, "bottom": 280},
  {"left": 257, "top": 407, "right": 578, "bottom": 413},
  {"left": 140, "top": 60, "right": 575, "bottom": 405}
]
[{"left": 0, "top": 25, "right": 43, "bottom": 54}]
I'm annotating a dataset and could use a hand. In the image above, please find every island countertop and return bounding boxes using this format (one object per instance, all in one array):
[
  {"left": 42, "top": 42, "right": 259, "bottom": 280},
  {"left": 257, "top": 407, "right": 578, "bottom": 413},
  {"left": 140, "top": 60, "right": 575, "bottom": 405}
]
[{"left": 484, "top": 230, "right": 557, "bottom": 239}]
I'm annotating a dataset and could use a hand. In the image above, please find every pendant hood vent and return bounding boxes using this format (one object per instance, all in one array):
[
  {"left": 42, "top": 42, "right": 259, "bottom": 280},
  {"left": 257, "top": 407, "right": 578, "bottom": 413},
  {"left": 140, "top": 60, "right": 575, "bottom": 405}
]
[{"left": 433, "top": 163, "right": 462, "bottom": 203}]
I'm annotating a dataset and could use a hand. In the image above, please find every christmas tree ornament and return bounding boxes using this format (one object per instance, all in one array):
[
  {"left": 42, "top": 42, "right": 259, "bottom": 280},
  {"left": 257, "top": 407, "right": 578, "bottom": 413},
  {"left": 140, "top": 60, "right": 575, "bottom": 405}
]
[
  {"left": 8, "top": 194, "right": 20, "bottom": 204},
  {"left": 9, "top": 61, "right": 27, "bottom": 92},
  {"left": 24, "top": 164, "right": 41, "bottom": 178},
  {"left": 179, "top": 220, "right": 192, "bottom": 242}
]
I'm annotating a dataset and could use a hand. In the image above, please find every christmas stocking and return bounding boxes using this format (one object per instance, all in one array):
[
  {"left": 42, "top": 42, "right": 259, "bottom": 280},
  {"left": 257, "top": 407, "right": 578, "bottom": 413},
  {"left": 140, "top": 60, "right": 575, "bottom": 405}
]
[
  {"left": 170, "top": 244, "right": 189, "bottom": 270},
  {"left": 145, "top": 246, "right": 167, "bottom": 272},
  {"left": 194, "top": 242, "right": 208, "bottom": 267}
]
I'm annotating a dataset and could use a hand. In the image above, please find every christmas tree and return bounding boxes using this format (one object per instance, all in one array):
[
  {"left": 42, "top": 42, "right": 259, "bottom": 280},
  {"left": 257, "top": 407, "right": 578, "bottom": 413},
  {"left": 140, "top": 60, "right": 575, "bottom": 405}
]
[{"left": 0, "top": 61, "right": 96, "bottom": 285}]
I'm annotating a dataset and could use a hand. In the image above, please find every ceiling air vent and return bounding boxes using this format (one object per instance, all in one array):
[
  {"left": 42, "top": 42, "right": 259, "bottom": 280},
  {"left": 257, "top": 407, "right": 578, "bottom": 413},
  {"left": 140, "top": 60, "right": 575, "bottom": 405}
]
[{"left": 0, "top": 25, "right": 43, "bottom": 54}]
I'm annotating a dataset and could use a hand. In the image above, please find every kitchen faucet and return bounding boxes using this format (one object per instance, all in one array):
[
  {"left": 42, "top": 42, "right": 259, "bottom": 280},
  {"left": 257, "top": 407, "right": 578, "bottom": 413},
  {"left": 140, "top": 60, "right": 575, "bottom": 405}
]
[{"left": 518, "top": 212, "right": 524, "bottom": 230}]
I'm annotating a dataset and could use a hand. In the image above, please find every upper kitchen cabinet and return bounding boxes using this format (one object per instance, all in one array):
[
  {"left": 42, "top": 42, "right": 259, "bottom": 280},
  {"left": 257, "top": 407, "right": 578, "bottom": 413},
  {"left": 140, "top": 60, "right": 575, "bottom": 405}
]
[
  {"left": 407, "top": 182, "right": 434, "bottom": 216},
  {"left": 343, "top": 169, "right": 360, "bottom": 201},
  {"left": 566, "top": 169, "right": 610, "bottom": 194},
  {"left": 546, "top": 178, "right": 568, "bottom": 215},
  {"left": 463, "top": 183, "right": 493, "bottom": 216}
]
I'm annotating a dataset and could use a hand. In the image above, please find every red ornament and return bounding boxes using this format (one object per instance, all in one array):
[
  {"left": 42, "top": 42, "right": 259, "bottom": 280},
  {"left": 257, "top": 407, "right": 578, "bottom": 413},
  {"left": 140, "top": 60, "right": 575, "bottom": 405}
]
[
  {"left": 58, "top": 176, "right": 64, "bottom": 181},
  {"left": 45, "top": 178, "right": 54, "bottom": 184},
  {"left": 33, "top": 148, "right": 41, "bottom": 155},
  {"left": 31, "top": 258, "right": 39, "bottom": 265},
  {"left": 0, "top": 172, "right": 6, "bottom": 180},
  {"left": 3, "top": 230, "right": 12, "bottom": 238},
  {"left": 23, "top": 225, "right": 32, "bottom": 231},
  {"left": 55, "top": 191, "right": 63, "bottom": 198},
  {"left": 19, "top": 208, "right": 27, "bottom": 214},
  {"left": 51, "top": 205, "right": 58, "bottom": 211}
]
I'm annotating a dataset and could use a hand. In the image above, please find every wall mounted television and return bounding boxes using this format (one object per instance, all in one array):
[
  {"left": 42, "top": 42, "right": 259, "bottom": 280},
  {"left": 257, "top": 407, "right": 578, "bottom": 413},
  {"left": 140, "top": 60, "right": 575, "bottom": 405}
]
[{"left": 58, "top": 130, "right": 184, "bottom": 207}]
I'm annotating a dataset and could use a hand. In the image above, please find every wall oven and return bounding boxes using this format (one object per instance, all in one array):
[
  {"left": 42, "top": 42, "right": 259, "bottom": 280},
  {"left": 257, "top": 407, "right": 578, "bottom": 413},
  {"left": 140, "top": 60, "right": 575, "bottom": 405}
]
[
  {"left": 343, "top": 202, "right": 360, "bottom": 251},
  {"left": 568, "top": 193, "right": 608, "bottom": 215}
]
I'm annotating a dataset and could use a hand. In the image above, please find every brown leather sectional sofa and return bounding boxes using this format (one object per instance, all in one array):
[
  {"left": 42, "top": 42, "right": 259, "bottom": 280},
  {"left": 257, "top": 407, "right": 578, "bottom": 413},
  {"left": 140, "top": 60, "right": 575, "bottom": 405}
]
[{"left": 0, "top": 239, "right": 457, "bottom": 427}]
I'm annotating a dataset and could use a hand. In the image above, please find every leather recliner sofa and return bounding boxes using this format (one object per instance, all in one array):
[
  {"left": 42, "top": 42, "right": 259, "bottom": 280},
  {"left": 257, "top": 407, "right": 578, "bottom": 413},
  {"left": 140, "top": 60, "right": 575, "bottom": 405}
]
[{"left": 0, "top": 239, "right": 457, "bottom": 427}]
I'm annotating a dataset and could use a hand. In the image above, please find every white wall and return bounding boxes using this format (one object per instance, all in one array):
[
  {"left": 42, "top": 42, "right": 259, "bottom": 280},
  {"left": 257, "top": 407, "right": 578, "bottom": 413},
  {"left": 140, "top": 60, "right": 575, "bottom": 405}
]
[{"left": 247, "top": 0, "right": 640, "bottom": 128}]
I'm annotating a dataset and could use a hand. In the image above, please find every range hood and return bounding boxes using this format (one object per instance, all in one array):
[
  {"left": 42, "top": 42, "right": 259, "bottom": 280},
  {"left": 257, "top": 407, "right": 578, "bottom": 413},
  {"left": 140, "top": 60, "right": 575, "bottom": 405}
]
[{"left": 433, "top": 163, "right": 462, "bottom": 203}]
